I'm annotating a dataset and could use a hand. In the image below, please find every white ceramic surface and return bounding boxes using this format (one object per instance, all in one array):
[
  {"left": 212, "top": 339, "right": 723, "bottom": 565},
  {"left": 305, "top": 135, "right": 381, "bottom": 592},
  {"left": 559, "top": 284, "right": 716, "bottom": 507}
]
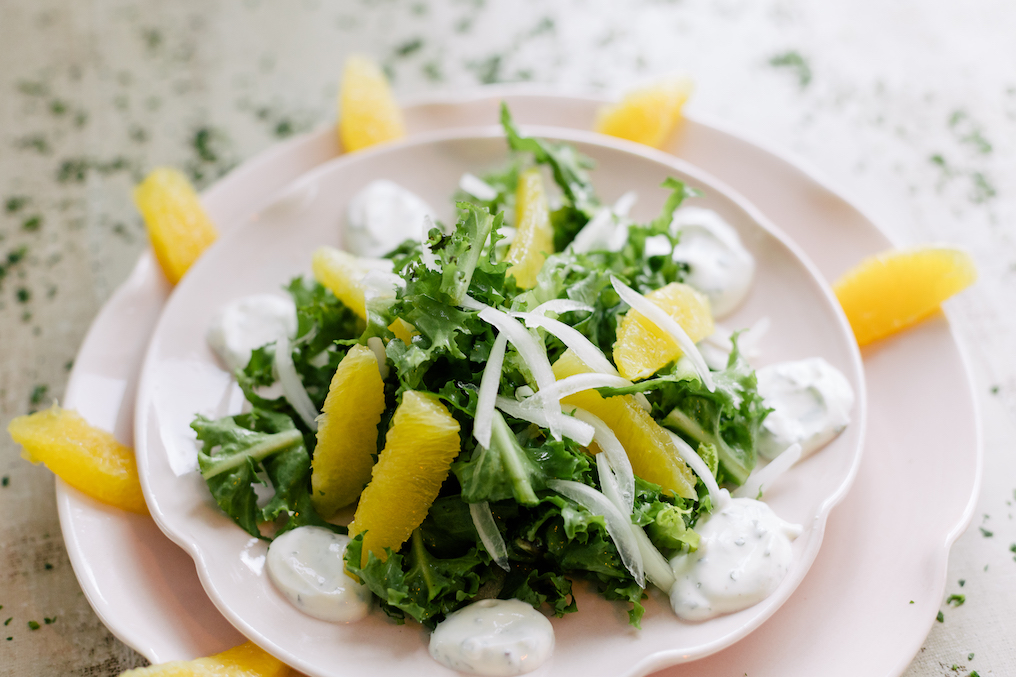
[
  {"left": 56, "top": 87, "right": 980, "bottom": 676},
  {"left": 131, "top": 127, "right": 863, "bottom": 677}
]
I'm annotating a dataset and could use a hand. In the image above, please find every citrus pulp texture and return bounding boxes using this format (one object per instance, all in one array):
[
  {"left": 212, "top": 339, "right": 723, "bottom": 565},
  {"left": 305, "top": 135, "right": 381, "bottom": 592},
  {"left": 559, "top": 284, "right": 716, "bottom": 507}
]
[
  {"left": 505, "top": 168, "right": 554, "bottom": 289},
  {"left": 349, "top": 391, "right": 461, "bottom": 567},
  {"left": 554, "top": 350, "right": 697, "bottom": 499},
  {"left": 594, "top": 75, "right": 693, "bottom": 148},
  {"left": 311, "top": 344, "right": 387, "bottom": 517},
  {"left": 613, "top": 282, "right": 714, "bottom": 381},
  {"left": 134, "top": 167, "right": 218, "bottom": 285},
  {"left": 338, "top": 54, "right": 406, "bottom": 152},
  {"left": 117, "top": 641, "right": 291, "bottom": 677},
  {"left": 8, "top": 405, "right": 147, "bottom": 514},
  {"left": 834, "top": 246, "right": 976, "bottom": 346}
]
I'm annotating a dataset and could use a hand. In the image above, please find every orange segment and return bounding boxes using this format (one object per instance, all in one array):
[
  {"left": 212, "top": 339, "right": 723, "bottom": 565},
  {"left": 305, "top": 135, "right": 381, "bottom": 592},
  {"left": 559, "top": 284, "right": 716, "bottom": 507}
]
[
  {"left": 311, "top": 345, "right": 387, "bottom": 517},
  {"left": 118, "top": 641, "right": 291, "bottom": 676},
  {"left": 553, "top": 350, "right": 697, "bottom": 499},
  {"left": 505, "top": 168, "right": 554, "bottom": 289},
  {"left": 8, "top": 405, "right": 147, "bottom": 514},
  {"left": 311, "top": 246, "right": 373, "bottom": 319},
  {"left": 134, "top": 167, "right": 218, "bottom": 285},
  {"left": 388, "top": 317, "right": 418, "bottom": 345},
  {"left": 613, "top": 282, "right": 714, "bottom": 381},
  {"left": 834, "top": 246, "right": 977, "bottom": 346},
  {"left": 594, "top": 75, "right": 693, "bottom": 148},
  {"left": 338, "top": 55, "right": 406, "bottom": 152},
  {"left": 349, "top": 391, "right": 461, "bottom": 566}
]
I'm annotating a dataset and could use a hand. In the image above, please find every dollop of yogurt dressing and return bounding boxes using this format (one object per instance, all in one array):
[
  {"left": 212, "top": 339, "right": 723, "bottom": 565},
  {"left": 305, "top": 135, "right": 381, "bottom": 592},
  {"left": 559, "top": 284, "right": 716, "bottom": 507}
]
[
  {"left": 346, "top": 179, "right": 436, "bottom": 258},
  {"left": 429, "top": 599, "right": 554, "bottom": 676},
  {"left": 756, "top": 357, "right": 854, "bottom": 460},
  {"left": 670, "top": 207, "right": 755, "bottom": 318},
  {"left": 265, "top": 526, "right": 371, "bottom": 622},
  {"left": 669, "top": 493, "right": 801, "bottom": 621},
  {"left": 207, "top": 294, "right": 297, "bottom": 373}
]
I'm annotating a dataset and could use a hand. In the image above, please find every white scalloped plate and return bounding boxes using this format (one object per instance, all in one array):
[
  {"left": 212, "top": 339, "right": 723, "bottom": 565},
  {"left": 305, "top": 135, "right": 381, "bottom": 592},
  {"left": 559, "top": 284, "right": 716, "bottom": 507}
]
[
  {"left": 58, "top": 86, "right": 980, "bottom": 676},
  {"left": 132, "top": 126, "right": 864, "bottom": 677}
]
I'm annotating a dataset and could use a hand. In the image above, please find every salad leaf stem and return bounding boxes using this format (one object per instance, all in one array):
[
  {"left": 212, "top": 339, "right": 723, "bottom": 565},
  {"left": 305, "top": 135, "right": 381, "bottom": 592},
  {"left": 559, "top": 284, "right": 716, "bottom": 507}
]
[
  {"left": 491, "top": 411, "right": 540, "bottom": 506},
  {"left": 199, "top": 428, "right": 303, "bottom": 479}
]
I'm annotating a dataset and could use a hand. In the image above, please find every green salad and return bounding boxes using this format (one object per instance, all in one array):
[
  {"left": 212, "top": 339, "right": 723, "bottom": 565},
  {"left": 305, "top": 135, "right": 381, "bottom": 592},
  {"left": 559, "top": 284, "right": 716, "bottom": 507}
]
[{"left": 190, "top": 104, "right": 768, "bottom": 629}]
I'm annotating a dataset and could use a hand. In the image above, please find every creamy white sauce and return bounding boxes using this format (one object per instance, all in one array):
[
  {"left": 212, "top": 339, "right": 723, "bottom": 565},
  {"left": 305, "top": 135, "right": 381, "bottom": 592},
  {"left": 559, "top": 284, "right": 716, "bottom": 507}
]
[
  {"left": 429, "top": 599, "right": 554, "bottom": 676},
  {"left": 206, "top": 294, "right": 297, "bottom": 373},
  {"left": 669, "top": 493, "right": 801, "bottom": 621},
  {"left": 346, "top": 179, "right": 436, "bottom": 258},
  {"left": 756, "top": 357, "right": 854, "bottom": 460},
  {"left": 265, "top": 526, "right": 371, "bottom": 623},
  {"left": 669, "top": 207, "right": 755, "bottom": 318}
]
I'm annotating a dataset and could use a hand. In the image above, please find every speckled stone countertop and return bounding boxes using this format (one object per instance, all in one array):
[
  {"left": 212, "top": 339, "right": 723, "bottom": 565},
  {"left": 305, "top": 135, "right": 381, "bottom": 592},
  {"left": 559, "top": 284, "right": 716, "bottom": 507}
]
[{"left": 1, "top": 1, "right": 1014, "bottom": 675}]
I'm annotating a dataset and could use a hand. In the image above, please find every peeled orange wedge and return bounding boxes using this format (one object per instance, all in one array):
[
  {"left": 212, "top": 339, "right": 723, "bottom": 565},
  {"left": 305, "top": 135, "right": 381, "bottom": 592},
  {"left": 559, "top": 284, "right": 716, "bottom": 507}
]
[
  {"left": 311, "top": 246, "right": 377, "bottom": 319},
  {"left": 349, "top": 391, "right": 461, "bottom": 566},
  {"left": 505, "top": 168, "right": 554, "bottom": 289},
  {"left": 834, "top": 246, "right": 976, "bottom": 346},
  {"left": 594, "top": 75, "right": 693, "bottom": 148},
  {"left": 613, "top": 282, "right": 714, "bottom": 381},
  {"left": 554, "top": 350, "right": 697, "bottom": 499},
  {"left": 134, "top": 168, "right": 218, "bottom": 285},
  {"left": 8, "top": 405, "right": 147, "bottom": 514},
  {"left": 118, "top": 641, "right": 291, "bottom": 677},
  {"left": 311, "top": 345, "right": 387, "bottom": 517},
  {"left": 338, "top": 55, "right": 406, "bottom": 152}
]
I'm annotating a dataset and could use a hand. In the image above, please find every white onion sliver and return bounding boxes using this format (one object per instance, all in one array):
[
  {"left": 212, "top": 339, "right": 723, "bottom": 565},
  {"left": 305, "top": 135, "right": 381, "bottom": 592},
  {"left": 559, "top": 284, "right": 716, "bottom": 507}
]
[
  {"left": 596, "top": 453, "right": 627, "bottom": 516},
  {"left": 460, "top": 295, "right": 486, "bottom": 311},
  {"left": 274, "top": 334, "right": 319, "bottom": 431},
  {"left": 477, "top": 305, "right": 562, "bottom": 439},
  {"left": 733, "top": 443, "right": 802, "bottom": 500},
  {"left": 547, "top": 479, "right": 645, "bottom": 588},
  {"left": 612, "top": 190, "right": 638, "bottom": 217},
  {"left": 514, "top": 313, "right": 615, "bottom": 375},
  {"left": 459, "top": 172, "right": 499, "bottom": 202},
  {"left": 469, "top": 501, "right": 510, "bottom": 571},
  {"left": 629, "top": 522, "right": 675, "bottom": 592},
  {"left": 610, "top": 276, "right": 715, "bottom": 392},
  {"left": 494, "top": 397, "right": 594, "bottom": 446},
  {"left": 527, "top": 299, "right": 595, "bottom": 317},
  {"left": 366, "top": 336, "right": 389, "bottom": 380},
  {"left": 473, "top": 332, "right": 509, "bottom": 449},
  {"left": 569, "top": 207, "right": 614, "bottom": 254},
  {"left": 664, "top": 430, "right": 722, "bottom": 507},
  {"left": 529, "top": 373, "right": 632, "bottom": 404},
  {"left": 578, "top": 410, "right": 634, "bottom": 514}
]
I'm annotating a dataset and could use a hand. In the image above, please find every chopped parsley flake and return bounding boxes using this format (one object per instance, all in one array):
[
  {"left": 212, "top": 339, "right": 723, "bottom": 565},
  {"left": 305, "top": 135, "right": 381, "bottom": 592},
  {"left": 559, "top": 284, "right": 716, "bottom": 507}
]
[
  {"left": 1, "top": 476, "right": 8, "bottom": 487},
  {"left": 2, "top": 618, "right": 9, "bottom": 626},
  {"left": 43, "top": 616, "right": 56, "bottom": 624},
  {"left": 29, "top": 384, "right": 48, "bottom": 406},
  {"left": 27, "top": 620, "right": 39, "bottom": 630},
  {"left": 946, "top": 594, "right": 965, "bottom": 607},
  {"left": 979, "top": 527, "right": 993, "bottom": 538},
  {"left": 937, "top": 611, "right": 945, "bottom": 623},
  {"left": 959, "top": 579, "right": 965, "bottom": 587},
  {"left": 968, "top": 653, "right": 974, "bottom": 660},
  {"left": 769, "top": 50, "right": 813, "bottom": 87}
]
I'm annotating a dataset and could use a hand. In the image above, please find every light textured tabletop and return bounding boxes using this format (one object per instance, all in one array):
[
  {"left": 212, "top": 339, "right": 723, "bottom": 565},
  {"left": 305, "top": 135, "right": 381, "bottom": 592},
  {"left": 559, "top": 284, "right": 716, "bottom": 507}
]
[{"left": 1, "top": 1, "right": 1014, "bottom": 675}]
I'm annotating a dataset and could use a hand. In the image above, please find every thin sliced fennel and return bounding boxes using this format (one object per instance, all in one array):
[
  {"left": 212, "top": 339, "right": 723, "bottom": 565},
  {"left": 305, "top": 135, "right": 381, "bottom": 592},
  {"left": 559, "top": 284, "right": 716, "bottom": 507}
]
[
  {"left": 575, "top": 409, "right": 634, "bottom": 513},
  {"left": 527, "top": 299, "right": 594, "bottom": 317},
  {"left": 547, "top": 479, "right": 645, "bottom": 588},
  {"left": 274, "top": 334, "right": 319, "bottom": 430},
  {"left": 733, "top": 443, "right": 802, "bottom": 500},
  {"left": 610, "top": 275, "right": 715, "bottom": 392},
  {"left": 664, "top": 429, "right": 722, "bottom": 507},
  {"left": 473, "top": 302, "right": 562, "bottom": 439},
  {"left": 366, "top": 336, "right": 389, "bottom": 380},
  {"left": 473, "top": 332, "right": 509, "bottom": 449},
  {"left": 469, "top": 501, "right": 510, "bottom": 571},
  {"left": 494, "top": 396, "right": 594, "bottom": 446}
]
